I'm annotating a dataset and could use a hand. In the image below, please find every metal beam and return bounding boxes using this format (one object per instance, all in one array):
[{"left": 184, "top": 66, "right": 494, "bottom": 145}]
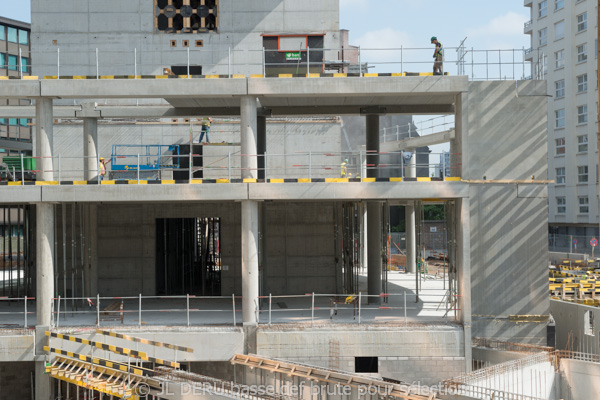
[{"left": 0, "top": 138, "right": 32, "bottom": 151}]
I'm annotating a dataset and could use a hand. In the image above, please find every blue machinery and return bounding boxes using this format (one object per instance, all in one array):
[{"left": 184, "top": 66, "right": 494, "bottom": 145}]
[{"left": 110, "top": 144, "right": 180, "bottom": 171}]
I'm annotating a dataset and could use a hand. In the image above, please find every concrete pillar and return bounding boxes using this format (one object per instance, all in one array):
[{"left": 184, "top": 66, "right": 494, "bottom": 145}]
[
  {"left": 35, "top": 203, "right": 54, "bottom": 400},
  {"left": 406, "top": 148, "right": 416, "bottom": 179},
  {"left": 365, "top": 115, "right": 380, "bottom": 179},
  {"left": 367, "top": 202, "right": 382, "bottom": 304},
  {"left": 456, "top": 198, "right": 472, "bottom": 372},
  {"left": 242, "top": 200, "right": 259, "bottom": 325},
  {"left": 89, "top": 204, "right": 98, "bottom": 296},
  {"left": 452, "top": 92, "right": 468, "bottom": 179},
  {"left": 240, "top": 96, "right": 258, "bottom": 180},
  {"left": 35, "top": 98, "right": 54, "bottom": 181},
  {"left": 366, "top": 114, "right": 381, "bottom": 304},
  {"left": 257, "top": 115, "right": 266, "bottom": 180},
  {"left": 405, "top": 202, "right": 417, "bottom": 273},
  {"left": 83, "top": 118, "right": 99, "bottom": 181}
]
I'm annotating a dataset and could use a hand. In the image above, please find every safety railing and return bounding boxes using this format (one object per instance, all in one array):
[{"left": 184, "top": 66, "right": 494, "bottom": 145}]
[
  {"left": 381, "top": 115, "right": 454, "bottom": 143},
  {"left": 9, "top": 45, "right": 536, "bottom": 81},
  {"left": 0, "top": 290, "right": 458, "bottom": 329},
  {"left": 1, "top": 150, "right": 462, "bottom": 184},
  {"left": 549, "top": 234, "right": 600, "bottom": 257}
]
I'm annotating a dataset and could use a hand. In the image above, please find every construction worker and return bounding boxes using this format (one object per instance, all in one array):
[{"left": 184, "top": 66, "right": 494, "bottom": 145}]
[
  {"left": 199, "top": 116, "right": 213, "bottom": 143},
  {"left": 431, "top": 36, "right": 443, "bottom": 75},
  {"left": 341, "top": 158, "right": 348, "bottom": 178},
  {"left": 99, "top": 157, "right": 111, "bottom": 181}
]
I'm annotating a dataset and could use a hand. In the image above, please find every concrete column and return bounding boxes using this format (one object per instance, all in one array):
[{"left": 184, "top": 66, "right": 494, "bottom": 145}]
[
  {"left": 35, "top": 203, "right": 54, "bottom": 400},
  {"left": 89, "top": 204, "right": 98, "bottom": 296},
  {"left": 365, "top": 115, "right": 380, "bottom": 178},
  {"left": 83, "top": 117, "right": 99, "bottom": 181},
  {"left": 456, "top": 198, "right": 472, "bottom": 372},
  {"left": 405, "top": 202, "right": 417, "bottom": 273},
  {"left": 366, "top": 114, "right": 381, "bottom": 304},
  {"left": 241, "top": 96, "right": 258, "bottom": 180},
  {"left": 257, "top": 115, "right": 266, "bottom": 180},
  {"left": 406, "top": 148, "right": 416, "bottom": 179},
  {"left": 242, "top": 200, "right": 259, "bottom": 325},
  {"left": 35, "top": 98, "right": 54, "bottom": 181},
  {"left": 452, "top": 92, "right": 468, "bottom": 179}
]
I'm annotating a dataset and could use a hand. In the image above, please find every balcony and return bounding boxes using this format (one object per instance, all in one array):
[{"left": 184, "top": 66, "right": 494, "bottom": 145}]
[
  {"left": 524, "top": 47, "right": 534, "bottom": 62},
  {"left": 524, "top": 20, "right": 533, "bottom": 34}
]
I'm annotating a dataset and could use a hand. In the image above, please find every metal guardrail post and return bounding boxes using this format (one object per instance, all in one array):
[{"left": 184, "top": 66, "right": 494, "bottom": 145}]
[
  {"left": 307, "top": 46, "right": 310, "bottom": 77},
  {"left": 359, "top": 150, "right": 363, "bottom": 182},
  {"left": 268, "top": 293, "right": 272, "bottom": 326},
  {"left": 404, "top": 292, "right": 407, "bottom": 326},
  {"left": 138, "top": 294, "right": 142, "bottom": 326},
  {"left": 232, "top": 294, "right": 236, "bottom": 326},
  {"left": 188, "top": 153, "right": 192, "bottom": 182},
  {"left": 358, "top": 292, "right": 361, "bottom": 325},
  {"left": 58, "top": 154, "right": 61, "bottom": 183},
  {"left": 308, "top": 151, "right": 312, "bottom": 181},
  {"left": 187, "top": 48, "right": 190, "bottom": 78},
  {"left": 264, "top": 151, "right": 268, "bottom": 181},
  {"left": 400, "top": 45, "right": 403, "bottom": 73},
  {"left": 24, "top": 296, "right": 27, "bottom": 328},
  {"left": 20, "top": 153, "right": 24, "bottom": 186},
  {"left": 311, "top": 292, "right": 315, "bottom": 325},
  {"left": 137, "top": 154, "right": 140, "bottom": 183},
  {"left": 57, "top": 48, "right": 60, "bottom": 79},
  {"left": 228, "top": 47, "right": 231, "bottom": 78},
  {"left": 262, "top": 47, "right": 266, "bottom": 76},
  {"left": 186, "top": 294, "right": 190, "bottom": 326},
  {"left": 134, "top": 48, "right": 137, "bottom": 78},
  {"left": 57, "top": 295, "right": 61, "bottom": 327},
  {"left": 228, "top": 152, "right": 231, "bottom": 181},
  {"left": 358, "top": 46, "right": 362, "bottom": 76},
  {"left": 96, "top": 48, "right": 99, "bottom": 79},
  {"left": 96, "top": 294, "right": 100, "bottom": 327}
]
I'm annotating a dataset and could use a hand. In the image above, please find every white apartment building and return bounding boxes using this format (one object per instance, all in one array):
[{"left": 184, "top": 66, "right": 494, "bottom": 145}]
[{"left": 525, "top": 0, "right": 599, "bottom": 247}]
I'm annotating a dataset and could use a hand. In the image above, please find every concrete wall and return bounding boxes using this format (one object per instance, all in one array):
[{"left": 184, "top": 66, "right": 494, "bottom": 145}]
[
  {"left": 31, "top": 0, "right": 340, "bottom": 76},
  {"left": 551, "top": 300, "right": 600, "bottom": 354},
  {"left": 256, "top": 325, "right": 465, "bottom": 385},
  {"left": 471, "top": 347, "right": 530, "bottom": 366},
  {"left": 52, "top": 119, "right": 341, "bottom": 181},
  {"left": 467, "top": 81, "right": 549, "bottom": 344},
  {"left": 0, "top": 361, "right": 34, "bottom": 400},
  {"left": 559, "top": 359, "right": 600, "bottom": 399}
]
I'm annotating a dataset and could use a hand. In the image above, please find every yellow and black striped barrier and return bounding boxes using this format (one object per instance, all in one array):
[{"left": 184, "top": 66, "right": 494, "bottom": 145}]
[
  {"left": 1, "top": 176, "right": 462, "bottom": 186},
  {"left": 46, "top": 331, "right": 180, "bottom": 368},
  {"left": 43, "top": 346, "right": 153, "bottom": 377},
  {"left": 96, "top": 330, "right": 193, "bottom": 353}
]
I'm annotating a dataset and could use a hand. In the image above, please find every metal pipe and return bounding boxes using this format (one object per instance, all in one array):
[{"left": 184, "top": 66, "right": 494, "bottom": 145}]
[
  {"left": 96, "top": 48, "right": 99, "bottom": 79},
  {"left": 20, "top": 153, "right": 24, "bottom": 185},
  {"left": 308, "top": 151, "right": 312, "bottom": 181},
  {"left": 24, "top": 295, "right": 27, "bottom": 327},
  {"left": 268, "top": 293, "right": 272, "bottom": 326},
  {"left": 57, "top": 295, "right": 61, "bottom": 327},
  {"left": 311, "top": 292, "right": 315, "bottom": 325},
  {"left": 187, "top": 48, "right": 190, "bottom": 78},
  {"left": 358, "top": 292, "right": 361, "bottom": 324},
  {"left": 96, "top": 294, "right": 100, "bottom": 327},
  {"left": 228, "top": 152, "right": 231, "bottom": 181},
  {"left": 186, "top": 294, "right": 190, "bottom": 326},
  {"left": 138, "top": 293, "right": 142, "bottom": 326},
  {"left": 58, "top": 154, "right": 61, "bottom": 183},
  {"left": 404, "top": 291, "right": 407, "bottom": 326},
  {"left": 228, "top": 47, "right": 231, "bottom": 78},
  {"left": 57, "top": 48, "right": 60, "bottom": 79},
  {"left": 232, "top": 294, "right": 236, "bottom": 326},
  {"left": 137, "top": 154, "right": 140, "bottom": 183},
  {"left": 307, "top": 46, "right": 310, "bottom": 77},
  {"left": 358, "top": 46, "right": 362, "bottom": 76},
  {"left": 134, "top": 48, "right": 137, "bottom": 78}
]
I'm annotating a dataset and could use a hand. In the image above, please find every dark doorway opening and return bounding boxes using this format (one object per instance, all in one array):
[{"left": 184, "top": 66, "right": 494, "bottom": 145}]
[
  {"left": 171, "top": 65, "right": 203, "bottom": 75},
  {"left": 156, "top": 218, "right": 221, "bottom": 296},
  {"left": 355, "top": 357, "right": 378, "bottom": 373},
  {"left": 174, "top": 144, "right": 203, "bottom": 180}
]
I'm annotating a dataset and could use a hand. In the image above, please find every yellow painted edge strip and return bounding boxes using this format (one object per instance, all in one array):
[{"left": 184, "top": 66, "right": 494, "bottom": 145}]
[
  {"left": 308, "top": 73, "right": 321, "bottom": 78},
  {"left": 205, "top": 75, "right": 220, "bottom": 79},
  {"left": 250, "top": 74, "right": 264, "bottom": 78},
  {"left": 155, "top": 75, "right": 169, "bottom": 79},
  {"left": 72, "top": 76, "right": 87, "bottom": 80},
  {"left": 100, "top": 75, "right": 114, "bottom": 79},
  {"left": 362, "top": 178, "right": 376, "bottom": 183},
  {"left": 417, "top": 177, "right": 431, "bottom": 182},
  {"left": 278, "top": 74, "right": 293, "bottom": 78},
  {"left": 333, "top": 73, "right": 347, "bottom": 77},
  {"left": 243, "top": 178, "right": 257, "bottom": 183},
  {"left": 72, "top": 181, "right": 88, "bottom": 185},
  {"left": 391, "top": 73, "right": 404, "bottom": 77},
  {"left": 364, "top": 73, "right": 378, "bottom": 77},
  {"left": 35, "top": 181, "right": 59, "bottom": 186},
  {"left": 325, "top": 178, "right": 349, "bottom": 183},
  {"left": 269, "top": 179, "right": 285, "bottom": 183},
  {"left": 127, "top": 75, "right": 142, "bottom": 79},
  {"left": 419, "top": 72, "right": 434, "bottom": 76},
  {"left": 444, "top": 177, "right": 461, "bottom": 181},
  {"left": 389, "top": 177, "right": 403, "bottom": 182},
  {"left": 232, "top": 74, "right": 246, "bottom": 79},
  {"left": 23, "top": 76, "right": 39, "bottom": 80},
  {"left": 161, "top": 180, "right": 175, "bottom": 184},
  {"left": 216, "top": 179, "right": 229, "bottom": 183},
  {"left": 100, "top": 180, "right": 115, "bottom": 185},
  {"left": 298, "top": 178, "right": 310, "bottom": 183},
  {"left": 0, "top": 76, "right": 8, "bottom": 80},
  {"left": 190, "top": 179, "right": 203, "bottom": 184},
  {"left": 7, "top": 182, "right": 21, "bottom": 186},
  {"left": 44, "top": 76, "right": 58, "bottom": 79}
]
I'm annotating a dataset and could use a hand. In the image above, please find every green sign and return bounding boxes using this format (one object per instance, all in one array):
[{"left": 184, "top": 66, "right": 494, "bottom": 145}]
[{"left": 285, "top": 52, "right": 301, "bottom": 61}]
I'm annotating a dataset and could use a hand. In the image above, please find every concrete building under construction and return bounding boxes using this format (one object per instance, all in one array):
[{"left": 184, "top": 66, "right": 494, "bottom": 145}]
[{"left": 0, "top": 1, "right": 558, "bottom": 400}]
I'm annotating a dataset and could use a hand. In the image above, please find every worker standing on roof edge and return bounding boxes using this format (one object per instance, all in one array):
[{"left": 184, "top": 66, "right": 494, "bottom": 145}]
[
  {"left": 341, "top": 158, "right": 348, "bottom": 178},
  {"left": 199, "top": 116, "right": 213, "bottom": 143},
  {"left": 431, "top": 36, "right": 443, "bottom": 75}
]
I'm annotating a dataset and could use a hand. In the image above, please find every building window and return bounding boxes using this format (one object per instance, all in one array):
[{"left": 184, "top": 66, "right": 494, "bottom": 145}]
[
  {"left": 556, "top": 167, "right": 566, "bottom": 183},
  {"left": 0, "top": 53, "right": 5, "bottom": 70},
  {"left": 555, "top": 50, "right": 564, "bottom": 68},
  {"left": 577, "top": 12, "right": 587, "bottom": 32},
  {"left": 555, "top": 0, "right": 564, "bottom": 10},
  {"left": 578, "top": 135, "right": 588, "bottom": 152},
  {"left": 155, "top": 0, "right": 219, "bottom": 33},
  {"left": 557, "top": 197, "right": 566, "bottom": 213},
  {"left": 539, "top": 0, "right": 548, "bottom": 18},
  {"left": 18, "top": 29, "right": 28, "bottom": 46},
  {"left": 555, "top": 80, "right": 565, "bottom": 97},
  {"left": 556, "top": 138, "right": 566, "bottom": 155},
  {"left": 577, "top": 105, "right": 588, "bottom": 124},
  {"left": 7, "top": 55, "right": 17, "bottom": 71},
  {"left": 7, "top": 27, "right": 17, "bottom": 43},
  {"left": 539, "top": 28, "right": 547, "bottom": 46},
  {"left": 555, "top": 20, "right": 565, "bottom": 40},
  {"left": 584, "top": 311, "right": 594, "bottom": 336},
  {"left": 577, "top": 44, "right": 587, "bottom": 63},
  {"left": 0, "top": 25, "right": 4, "bottom": 41},
  {"left": 555, "top": 109, "right": 565, "bottom": 128},
  {"left": 20, "top": 57, "right": 28, "bottom": 73},
  {"left": 578, "top": 166, "right": 589, "bottom": 183},
  {"left": 577, "top": 74, "right": 588, "bottom": 92},
  {"left": 579, "top": 196, "right": 589, "bottom": 213}
]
